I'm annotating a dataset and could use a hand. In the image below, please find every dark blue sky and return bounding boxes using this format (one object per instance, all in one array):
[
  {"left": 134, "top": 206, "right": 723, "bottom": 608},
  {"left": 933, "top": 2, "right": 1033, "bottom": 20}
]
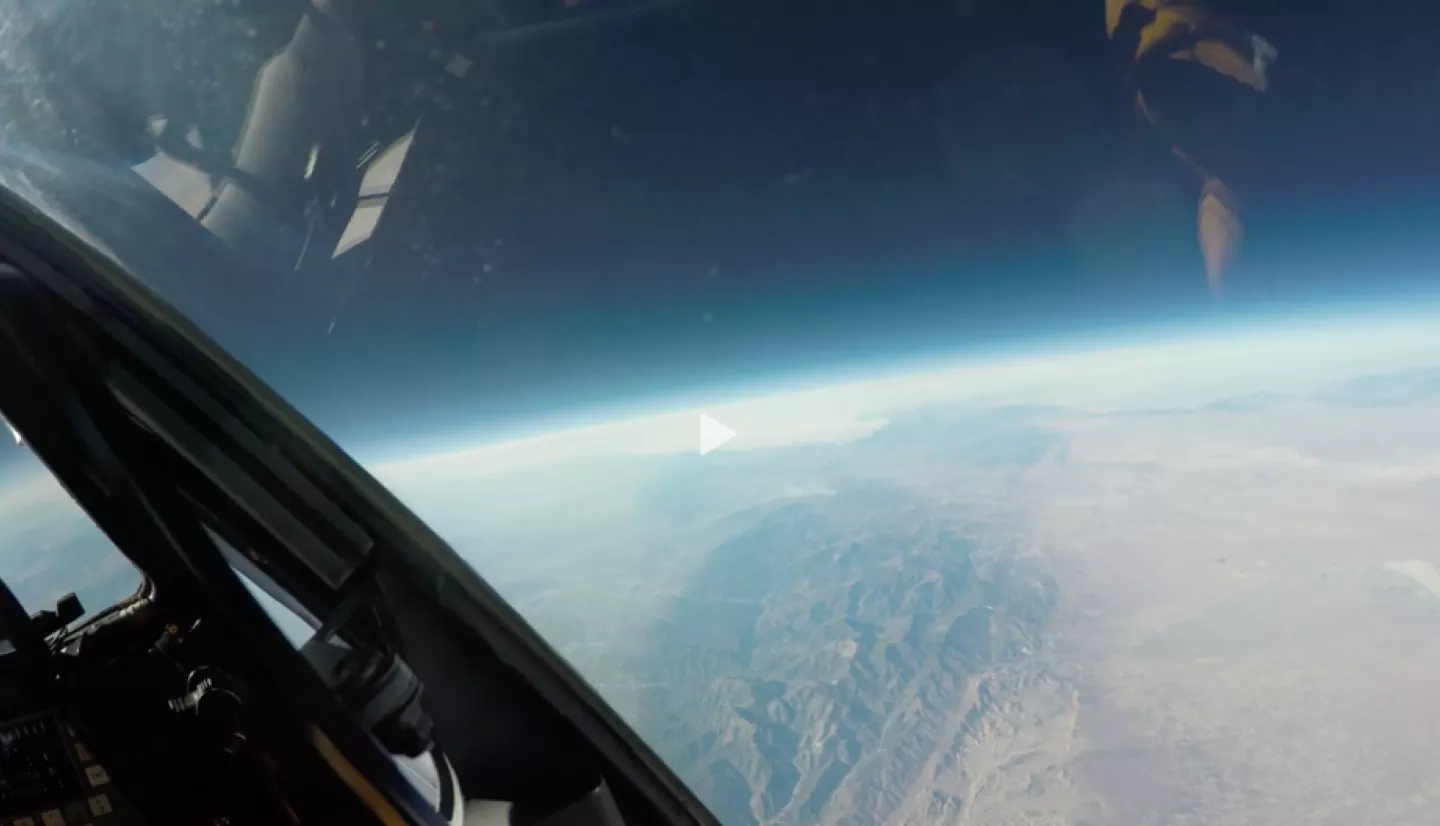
[{"left": 90, "top": 0, "right": 1440, "bottom": 452}]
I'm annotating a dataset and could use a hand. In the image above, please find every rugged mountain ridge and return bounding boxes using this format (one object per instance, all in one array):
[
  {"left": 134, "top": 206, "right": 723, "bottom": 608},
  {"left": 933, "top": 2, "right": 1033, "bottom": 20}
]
[{"left": 632, "top": 483, "right": 1056, "bottom": 825}]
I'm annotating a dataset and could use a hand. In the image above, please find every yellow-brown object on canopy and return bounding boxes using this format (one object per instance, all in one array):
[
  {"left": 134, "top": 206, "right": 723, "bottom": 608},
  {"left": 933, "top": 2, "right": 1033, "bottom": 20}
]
[
  {"left": 1106, "top": 0, "right": 1274, "bottom": 92},
  {"left": 1197, "top": 177, "right": 1240, "bottom": 296},
  {"left": 1106, "top": 0, "right": 1275, "bottom": 294}
]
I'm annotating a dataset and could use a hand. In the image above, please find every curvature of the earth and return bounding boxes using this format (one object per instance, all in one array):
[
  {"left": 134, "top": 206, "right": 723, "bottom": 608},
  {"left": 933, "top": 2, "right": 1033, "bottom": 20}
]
[
  {"left": 376, "top": 316, "right": 1440, "bottom": 826},
  {"left": 7, "top": 316, "right": 1440, "bottom": 824}
]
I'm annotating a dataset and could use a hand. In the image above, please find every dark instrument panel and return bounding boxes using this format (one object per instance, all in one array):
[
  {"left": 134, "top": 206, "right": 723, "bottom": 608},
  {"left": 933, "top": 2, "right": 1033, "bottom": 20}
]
[
  {"left": 0, "top": 712, "right": 82, "bottom": 817},
  {"left": 0, "top": 710, "right": 124, "bottom": 826}
]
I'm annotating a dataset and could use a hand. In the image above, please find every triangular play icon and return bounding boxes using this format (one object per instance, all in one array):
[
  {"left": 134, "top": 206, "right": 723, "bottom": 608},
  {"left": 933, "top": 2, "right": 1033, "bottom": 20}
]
[{"left": 699, "top": 413, "right": 737, "bottom": 456}]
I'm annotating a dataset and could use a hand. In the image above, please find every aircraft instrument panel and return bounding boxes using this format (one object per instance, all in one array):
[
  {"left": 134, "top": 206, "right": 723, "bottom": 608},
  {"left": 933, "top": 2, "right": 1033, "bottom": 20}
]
[{"left": 0, "top": 711, "right": 125, "bottom": 825}]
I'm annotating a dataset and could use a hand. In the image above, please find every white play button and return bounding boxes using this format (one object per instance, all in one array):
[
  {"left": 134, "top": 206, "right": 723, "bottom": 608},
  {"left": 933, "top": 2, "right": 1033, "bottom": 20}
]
[{"left": 699, "top": 413, "right": 737, "bottom": 456}]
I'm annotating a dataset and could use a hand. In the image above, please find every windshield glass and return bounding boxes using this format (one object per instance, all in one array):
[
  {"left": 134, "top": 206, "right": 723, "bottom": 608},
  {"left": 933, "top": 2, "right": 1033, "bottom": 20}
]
[
  {"left": 5, "top": 1, "right": 1440, "bottom": 823},
  {"left": 0, "top": 438, "right": 141, "bottom": 620}
]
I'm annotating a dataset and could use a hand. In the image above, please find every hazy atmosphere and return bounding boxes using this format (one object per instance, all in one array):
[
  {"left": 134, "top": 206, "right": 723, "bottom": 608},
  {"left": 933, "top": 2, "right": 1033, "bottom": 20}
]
[
  {"left": 367, "top": 323, "right": 1440, "bottom": 825},
  {"left": 4, "top": 0, "right": 1440, "bottom": 823}
]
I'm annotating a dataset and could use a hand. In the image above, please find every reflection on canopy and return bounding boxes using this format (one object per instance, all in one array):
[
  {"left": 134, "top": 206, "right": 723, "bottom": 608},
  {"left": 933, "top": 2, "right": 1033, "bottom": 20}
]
[{"left": 1106, "top": 0, "right": 1277, "bottom": 295}]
